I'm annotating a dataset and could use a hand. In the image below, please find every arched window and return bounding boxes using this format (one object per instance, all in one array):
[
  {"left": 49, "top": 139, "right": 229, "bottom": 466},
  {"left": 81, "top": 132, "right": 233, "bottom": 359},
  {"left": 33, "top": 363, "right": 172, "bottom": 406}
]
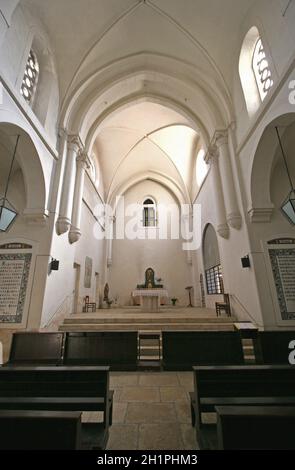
[
  {"left": 142, "top": 198, "right": 157, "bottom": 227},
  {"left": 239, "top": 27, "right": 274, "bottom": 116},
  {"left": 196, "top": 148, "right": 208, "bottom": 187},
  {"left": 252, "top": 38, "right": 273, "bottom": 101},
  {"left": 203, "top": 224, "right": 224, "bottom": 295},
  {"left": 20, "top": 50, "right": 39, "bottom": 105}
]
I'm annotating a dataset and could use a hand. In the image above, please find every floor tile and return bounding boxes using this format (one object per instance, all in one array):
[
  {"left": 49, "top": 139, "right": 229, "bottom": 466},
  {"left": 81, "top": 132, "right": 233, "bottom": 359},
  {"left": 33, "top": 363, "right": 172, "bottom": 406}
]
[
  {"left": 139, "top": 373, "right": 179, "bottom": 386},
  {"left": 160, "top": 386, "right": 189, "bottom": 402},
  {"left": 120, "top": 387, "right": 160, "bottom": 402},
  {"left": 107, "top": 424, "right": 138, "bottom": 450},
  {"left": 125, "top": 402, "right": 177, "bottom": 424},
  {"left": 138, "top": 423, "right": 184, "bottom": 450}
]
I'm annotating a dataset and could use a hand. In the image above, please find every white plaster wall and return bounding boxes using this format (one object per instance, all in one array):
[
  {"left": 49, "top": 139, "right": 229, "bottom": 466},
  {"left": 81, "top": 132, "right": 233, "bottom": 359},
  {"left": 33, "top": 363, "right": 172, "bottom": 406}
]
[
  {"left": 194, "top": 165, "right": 264, "bottom": 325},
  {"left": 233, "top": 0, "right": 295, "bottom": 144},
  {"left": 108, "top": 180, "right": 192, "bottom": 307},
  {"left": 41, "top": 189, "right": 106, "bottom": 326},
  {"left": 0, "top": 3, "right": 59, "bottom": 143}
]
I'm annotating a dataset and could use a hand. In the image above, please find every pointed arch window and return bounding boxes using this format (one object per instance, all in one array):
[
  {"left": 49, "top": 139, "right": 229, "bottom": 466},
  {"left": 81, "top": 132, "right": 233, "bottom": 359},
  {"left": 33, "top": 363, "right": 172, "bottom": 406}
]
[
  {"left": 252, "top": 38, "right": 273, "bottom": 101},
  {"left": 142, "top": 198, "right": 157, "bottom": 227},
  {"left": 20, "top": 50, "right": 39, "bottom": 104}
]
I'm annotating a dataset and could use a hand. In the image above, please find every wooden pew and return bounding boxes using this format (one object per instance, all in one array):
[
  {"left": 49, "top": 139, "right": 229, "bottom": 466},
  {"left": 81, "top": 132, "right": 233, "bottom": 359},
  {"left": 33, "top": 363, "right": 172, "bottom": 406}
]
[
  {"left": 216, "top": 406, "right": 295, "bottom": 450},
  {"left": 64, "top": 331, "right": 138, "bottom": 370},
  {"left": 7, "top": 332, "right": 64, "bottom": 365},
  {"left": 0, "top": 410, "right": 82, "bottom": 449},
  {"left": 162, "top": 331, "right": 244, "bottom": 370},
  {"left": 253, "top": 331, "right": 295, "bottom": 364},
  {"left": 190, "top": 365, "right": 295, "bottom": 430},
  {"left": 0, "top": 366, "right": 113, "bottom": 449}
]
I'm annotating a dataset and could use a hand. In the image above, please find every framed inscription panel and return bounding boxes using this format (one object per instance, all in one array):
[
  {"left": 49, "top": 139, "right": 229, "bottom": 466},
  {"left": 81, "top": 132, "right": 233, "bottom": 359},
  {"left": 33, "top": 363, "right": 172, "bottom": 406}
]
[
  {"left": 0, "top": 242, "right": 34, "bottom": 327},
  {"left": 265, "top": 238, "right": 295, "bottom": 323},
  {"left": 0, "top": 253, "right": 32, "bottom": 323}
]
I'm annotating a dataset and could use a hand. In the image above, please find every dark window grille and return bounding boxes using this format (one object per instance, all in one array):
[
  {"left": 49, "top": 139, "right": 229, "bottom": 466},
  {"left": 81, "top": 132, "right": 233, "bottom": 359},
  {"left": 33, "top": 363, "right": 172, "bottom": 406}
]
[
  {"left": 205, "top": 264, "right": 224, "bottom": 295},
  {"left": 20, "top": 50, "right": 39, "bottom": 104}
]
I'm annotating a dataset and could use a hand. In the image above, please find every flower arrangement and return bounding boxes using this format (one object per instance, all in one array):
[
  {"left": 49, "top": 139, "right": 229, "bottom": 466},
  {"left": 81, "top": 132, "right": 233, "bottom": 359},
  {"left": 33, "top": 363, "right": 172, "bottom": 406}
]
[{"left": 171, "top": 297, "right": 178, "bottom": 306}]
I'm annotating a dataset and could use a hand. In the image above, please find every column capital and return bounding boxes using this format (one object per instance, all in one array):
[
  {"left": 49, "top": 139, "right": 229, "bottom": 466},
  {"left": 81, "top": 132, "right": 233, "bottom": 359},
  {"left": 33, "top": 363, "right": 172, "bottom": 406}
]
[
  {"left": 58, "top": 127, "right": 68, "bottom": 139},
  {"left": 213, "top": 130, "right": 228, "bottom": 148},
  {"left": 77, "top": 151, "right": 91, "bottom": 169},
  {"left": 204, "top": 144, "right": 218, "bottom": 164},
  {"left": 67, "top": 134, "right": 84, "bottom": 153}
]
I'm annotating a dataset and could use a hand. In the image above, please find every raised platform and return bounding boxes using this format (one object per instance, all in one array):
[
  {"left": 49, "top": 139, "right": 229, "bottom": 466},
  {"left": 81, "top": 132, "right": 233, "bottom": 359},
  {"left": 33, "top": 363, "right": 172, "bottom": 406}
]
[{"left": 59, "top": 307, "right": 235, "bottom": 332}]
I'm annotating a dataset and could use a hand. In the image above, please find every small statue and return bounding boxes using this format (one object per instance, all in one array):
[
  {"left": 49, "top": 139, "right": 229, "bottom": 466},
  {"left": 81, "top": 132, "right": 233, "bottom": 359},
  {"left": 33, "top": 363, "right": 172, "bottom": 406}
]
[{"left": 103, "top": 283, "right": 109, "bottom": 301}]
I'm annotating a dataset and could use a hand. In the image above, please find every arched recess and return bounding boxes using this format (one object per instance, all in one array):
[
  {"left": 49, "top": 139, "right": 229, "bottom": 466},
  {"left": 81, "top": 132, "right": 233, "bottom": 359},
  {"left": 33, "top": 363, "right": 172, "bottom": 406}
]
[
  {"left": 60, "top": 53, "right": 233, "bottom": 142},
  {"left": 202, "top": 223, "right": 224, "bottom": 295},
  {"left": 107, "top": 170, "right": 190, "bottom": 211},
  {"left": 239, "top": 26, "right": 262, "bottom": 117},
  {"left": 249, "top": 113, "right": 295, "bottom": 222},
  {"left": 0, "top": 122, "right": 47, "bottom": 222},
  {"left": 28, "top": 32, "right": 59, "bottom": 134}
]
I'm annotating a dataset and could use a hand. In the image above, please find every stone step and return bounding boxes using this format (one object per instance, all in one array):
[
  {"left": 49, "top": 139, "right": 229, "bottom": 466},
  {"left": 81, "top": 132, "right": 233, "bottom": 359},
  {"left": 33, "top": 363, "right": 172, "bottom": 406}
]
[
  {"left": 59, "top": 323, "right": 234, "bottom": 332},
  {"left": 139, "top": 347, "right": 161, "bottom": 356},
  {"left": 62, "top": 316, "right": 234, "bottom": 325}
]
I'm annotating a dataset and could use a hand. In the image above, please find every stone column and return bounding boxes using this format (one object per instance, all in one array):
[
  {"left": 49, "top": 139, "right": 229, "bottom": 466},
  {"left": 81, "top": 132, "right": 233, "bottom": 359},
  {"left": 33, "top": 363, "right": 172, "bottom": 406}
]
[
  {"left": 205, "top": 145, "right": 229, "bottom": 238},
  {"left": 69, "top": 152, "right": 90, "bottom": 244},
  {"left": 215, "top": 131, "right": 242, "bottom": 229},
  {"left": 56, "top": 135, "right": 83, "bottom": 235},
  {"left": 106, "top": 215, "right": 115, "bottom": 267}
]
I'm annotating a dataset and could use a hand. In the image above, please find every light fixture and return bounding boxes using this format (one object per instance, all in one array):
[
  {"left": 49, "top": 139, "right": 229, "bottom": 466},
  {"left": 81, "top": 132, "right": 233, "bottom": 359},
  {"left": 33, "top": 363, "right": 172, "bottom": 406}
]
[
  {"left": 241, "top": 255, "right": 251, "bottom": 268},
  {"left": 50, "top": 259, "right": 59, "bottom": 271},
  {"left": 0, "top": 135, "right": 20, "bottom": 232},
  {"left": 275, "top": 126, "right": 295, "bottom": 225}
]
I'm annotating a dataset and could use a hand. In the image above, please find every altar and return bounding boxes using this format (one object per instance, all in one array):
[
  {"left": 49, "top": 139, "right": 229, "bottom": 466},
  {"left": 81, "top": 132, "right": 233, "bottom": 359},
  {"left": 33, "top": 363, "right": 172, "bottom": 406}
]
[
  {"left": 133, "top": 267, "right": 168, "bottom": 312},
  {"left": 132, "top": 288, "right": 168, "bottom": 312}
]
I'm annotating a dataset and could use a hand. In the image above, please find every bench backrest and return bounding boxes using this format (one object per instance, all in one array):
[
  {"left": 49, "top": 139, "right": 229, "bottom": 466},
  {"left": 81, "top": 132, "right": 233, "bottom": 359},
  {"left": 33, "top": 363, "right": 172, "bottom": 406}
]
[
  {"left": 9, "top": 332, "right": 64, "bottom": 365},
  {"left": 0, "top": 410, "right": 82, "bottom": 450},
  {"left": 216, "top": 406, "right": 295, "bottom": 450},
  {"left": 254, "top": 331, "right": 295, "bottom": 364},
  {"left": 193, "top": 365, "right": 295, "bottom": 398},
  {"left": 162, "top": 331, "right": 244, "bottom": 370},
  {"left": 0, "top": 366, "right": 110, "bottom": 400},
  {"left": 64, "top": 332, "right": 138, "bottom": 369}
]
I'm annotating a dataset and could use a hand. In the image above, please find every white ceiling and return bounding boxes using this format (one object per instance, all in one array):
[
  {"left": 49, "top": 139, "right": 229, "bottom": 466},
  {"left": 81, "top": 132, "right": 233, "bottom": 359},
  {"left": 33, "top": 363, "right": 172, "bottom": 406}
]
[
  {"left": 22, "top": 0, "right": 256, "bottom": 99},
  {"left": 18, "top": 0, "right": 256, "bottom": 200},
  {"left": 94, "top": 101, "right": 199, "bottom": 199}
]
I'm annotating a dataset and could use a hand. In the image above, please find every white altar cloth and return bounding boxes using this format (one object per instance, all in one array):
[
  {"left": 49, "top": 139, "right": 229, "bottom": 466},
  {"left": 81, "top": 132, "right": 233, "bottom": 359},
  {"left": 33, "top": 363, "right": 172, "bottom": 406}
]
[{"left": 132, "top": 289, "right": 168, "bottom": 312}]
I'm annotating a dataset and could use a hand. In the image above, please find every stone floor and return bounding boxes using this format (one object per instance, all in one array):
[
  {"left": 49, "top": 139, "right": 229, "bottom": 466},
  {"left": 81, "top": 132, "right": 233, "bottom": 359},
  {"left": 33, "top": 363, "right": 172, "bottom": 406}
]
[{"left": 83, "top": 371, "right": 216, "bottom": 450}]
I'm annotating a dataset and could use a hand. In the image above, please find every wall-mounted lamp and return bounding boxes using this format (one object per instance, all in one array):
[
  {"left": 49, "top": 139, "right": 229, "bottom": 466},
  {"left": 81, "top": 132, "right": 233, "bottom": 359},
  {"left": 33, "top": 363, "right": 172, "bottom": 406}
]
[
  {"left": 50, "top": 259, "right": 59, "bottom": 271},
  {"left": 241, "top": 255, "right": 251, "bottom": 268},
  {"left": 275, "top": 127, "right": 295, "bottom": 225}
]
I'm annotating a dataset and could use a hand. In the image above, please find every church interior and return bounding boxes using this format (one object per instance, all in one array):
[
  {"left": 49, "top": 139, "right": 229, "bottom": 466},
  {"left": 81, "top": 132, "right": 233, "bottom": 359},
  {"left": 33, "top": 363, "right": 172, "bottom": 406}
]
[{"left": 0, "top": 0, "right": 295, "bottom": 451}]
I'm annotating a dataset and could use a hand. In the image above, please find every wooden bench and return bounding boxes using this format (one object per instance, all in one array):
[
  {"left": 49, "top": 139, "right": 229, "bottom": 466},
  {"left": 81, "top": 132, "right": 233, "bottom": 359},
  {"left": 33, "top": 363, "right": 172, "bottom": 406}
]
[
  {"left": 64, "top": 331, "right": 138, "bottom": 370},
  {"left": 0, "top": 410, "right": 82, "bottom": 449},
  {"left": 253, "top": 331, "right": 295, "bottom": 364},
  {"left": 216, "top": 406, "right": 295, "bottom": 450},
  {"left": 7, "top": 332, "right": 64, "bottom": 365},
  {"left": 162, "top": 331, "right": 244, "bottom": 370},
  {"left": 0, "top": 366, "right": 113, "bottom": 449},
  {"left": 190, "top": 365, "right": 295, "bottom": 431}
]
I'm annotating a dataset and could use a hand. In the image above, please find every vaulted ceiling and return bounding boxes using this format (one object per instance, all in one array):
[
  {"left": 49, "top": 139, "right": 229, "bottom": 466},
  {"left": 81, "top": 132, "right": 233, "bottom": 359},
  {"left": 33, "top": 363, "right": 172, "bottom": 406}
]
[
  {"left": 18, "top": 0, "right": 258, "bottom": 202},
  {"left": 22, "top": 0, "right": 256, "bottom": 100}
]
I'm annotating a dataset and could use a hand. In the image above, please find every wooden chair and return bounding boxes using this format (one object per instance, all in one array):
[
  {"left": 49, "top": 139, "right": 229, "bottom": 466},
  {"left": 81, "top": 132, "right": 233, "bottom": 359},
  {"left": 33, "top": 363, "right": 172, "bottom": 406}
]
[{"left": 215, "top": 293, "right": 231, "bottom": 317}]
